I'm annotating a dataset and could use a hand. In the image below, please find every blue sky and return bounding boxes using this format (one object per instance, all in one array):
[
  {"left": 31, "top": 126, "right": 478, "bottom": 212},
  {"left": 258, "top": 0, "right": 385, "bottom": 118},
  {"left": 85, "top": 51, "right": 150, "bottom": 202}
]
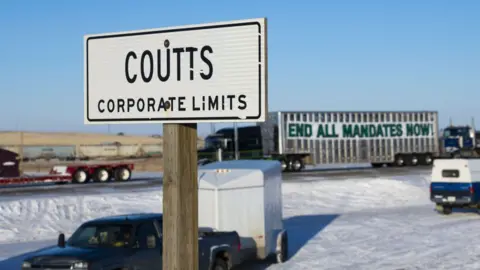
[{"left": 1, "top": 0, "right": 479, "bottom": 137}]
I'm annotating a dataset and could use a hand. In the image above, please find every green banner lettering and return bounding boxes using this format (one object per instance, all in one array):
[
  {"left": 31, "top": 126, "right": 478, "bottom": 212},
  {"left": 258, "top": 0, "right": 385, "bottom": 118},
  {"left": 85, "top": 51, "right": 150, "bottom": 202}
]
[{"left": 287, "top": 122, "right": 434, "bottom": 139}]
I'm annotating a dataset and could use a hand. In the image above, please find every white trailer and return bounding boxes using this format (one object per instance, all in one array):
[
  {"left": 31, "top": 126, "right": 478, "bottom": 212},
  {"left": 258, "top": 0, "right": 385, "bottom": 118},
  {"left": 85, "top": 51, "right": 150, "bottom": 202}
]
[
  {"left": 198, "top": 160, "right": 288, "bottom": 263},
  {"left": 258, "top": 111, "right": 440, "bottom": 171}
]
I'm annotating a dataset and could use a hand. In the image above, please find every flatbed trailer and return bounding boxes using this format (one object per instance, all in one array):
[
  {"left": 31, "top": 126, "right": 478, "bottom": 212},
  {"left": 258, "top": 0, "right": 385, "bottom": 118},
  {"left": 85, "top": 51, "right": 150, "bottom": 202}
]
[{"left": 0, "top": 162, "right": 134, "bottom": 186}]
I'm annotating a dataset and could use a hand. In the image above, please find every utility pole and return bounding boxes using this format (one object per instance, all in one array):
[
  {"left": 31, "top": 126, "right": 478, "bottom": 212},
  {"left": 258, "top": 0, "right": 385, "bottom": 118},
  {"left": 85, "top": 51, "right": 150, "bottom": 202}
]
[{"left": 210, "top": 123, "right": 215, "bottom": 134}]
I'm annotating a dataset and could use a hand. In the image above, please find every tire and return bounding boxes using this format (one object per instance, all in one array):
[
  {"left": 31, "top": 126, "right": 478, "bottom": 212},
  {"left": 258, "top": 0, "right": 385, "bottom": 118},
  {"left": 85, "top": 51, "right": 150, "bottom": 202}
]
[
  {"left": 276, "top": 231, "right": 289, "bottom": 263},
  {"left": 407, "top": 155, "right": 419, "bottom": 166},
  {"left": 442, "top": 205, "right": 453, "bottom": 215},
  {"left": 421, "top": 154, "right": 433, "bottom": 166},
  {"left": 93, "top": 168, "right": 110, "bottom": 183},
  {"left": 280, "top": 159, "right": 288, "bottom": 172},
  {"left": 212, "top": 258, "right": 228, "bottom": 270},
  {"left": 394, "top": 155, "right": 405, "bottom": 167},
  {"left": 290, "top": 158, "right": 303, "bottom": 172},
  {"left": 114, "top": 167, "right": 131, "bottom": 181},
  {"left": 72, "top": 169, "right": 89, "bottom": 184}
]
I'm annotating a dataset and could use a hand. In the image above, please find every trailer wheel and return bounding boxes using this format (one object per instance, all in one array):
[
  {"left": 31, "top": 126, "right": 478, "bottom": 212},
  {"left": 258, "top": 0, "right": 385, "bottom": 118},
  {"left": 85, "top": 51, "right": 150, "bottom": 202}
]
[
  {"left": 280, "top": 159, "right": 288, "bottom": 172},
  {"left": 276, "top": 231, "right": 289, "bottom": 263},
  {"left": 394, "top": 155, "right": 405, "bottom": 167},
  {"left": 72, "top": 169, "right": 89, "bottom": 184},
  {"left": 407, "top": 155, "right": 419, "bottom": 166},
  {"left": 114, "top": 167, "right": 131, "bottom": 181},
  {"left": 420, "top": 154, "right": 433, "bottom": 166},
  {"left": 92, "top": 168, "right": 110, "bottom": 183},
  {"left": 290, "top": 158, "right": 303, "bottom": 172}
]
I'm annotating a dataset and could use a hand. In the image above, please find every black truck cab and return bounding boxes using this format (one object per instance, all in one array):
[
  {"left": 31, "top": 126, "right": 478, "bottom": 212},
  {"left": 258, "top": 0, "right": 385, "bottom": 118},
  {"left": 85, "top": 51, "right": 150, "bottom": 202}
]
[
  {"left": 198, "top": 125, "right": 308, "bottom": 172},
  {"left": 198, "top": 126, "right": 269, "bottom": 162}
]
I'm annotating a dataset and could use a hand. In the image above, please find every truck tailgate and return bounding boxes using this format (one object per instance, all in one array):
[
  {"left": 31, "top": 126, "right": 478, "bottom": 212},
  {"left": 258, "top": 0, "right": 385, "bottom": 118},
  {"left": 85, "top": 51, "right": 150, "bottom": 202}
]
[
  {"left": 430, "top": 182, "right": 474, "bottom": 204},
  {"left": 431, "top": 182, "right": 472, "bottom": 196}
]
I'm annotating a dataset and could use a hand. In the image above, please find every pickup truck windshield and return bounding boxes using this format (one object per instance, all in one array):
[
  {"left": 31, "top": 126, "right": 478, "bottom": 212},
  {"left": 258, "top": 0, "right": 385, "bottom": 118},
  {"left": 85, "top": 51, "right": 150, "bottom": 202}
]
[{"left": 67, "top": 224, "right": 134, "bottom": 248}]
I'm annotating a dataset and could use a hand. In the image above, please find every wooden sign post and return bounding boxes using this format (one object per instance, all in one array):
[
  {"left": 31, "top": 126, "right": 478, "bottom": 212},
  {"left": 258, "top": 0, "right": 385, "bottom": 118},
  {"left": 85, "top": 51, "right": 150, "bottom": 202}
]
[
  {"left": 84, "top": 18, "right": 267, "bottom": 269},
  {"left": 162, "top": 123, "right": 198, "bottom": 269}
]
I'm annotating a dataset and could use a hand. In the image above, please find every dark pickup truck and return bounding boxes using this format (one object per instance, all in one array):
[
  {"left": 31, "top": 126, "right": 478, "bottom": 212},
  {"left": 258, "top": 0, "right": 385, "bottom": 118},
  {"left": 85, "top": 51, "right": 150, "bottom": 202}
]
[{"left": 21, "top": 213, "right": 242, "bottom": 270}]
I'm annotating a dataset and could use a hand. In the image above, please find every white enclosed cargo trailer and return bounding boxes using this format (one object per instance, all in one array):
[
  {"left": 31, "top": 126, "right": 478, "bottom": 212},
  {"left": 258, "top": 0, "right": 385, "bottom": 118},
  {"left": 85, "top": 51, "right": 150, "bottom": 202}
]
[
  {"left": 198, "top": 160, "right": 288, "bottom": 263},
  {"left": 258, "top": 111, "right": 440, "bottom": 170}
]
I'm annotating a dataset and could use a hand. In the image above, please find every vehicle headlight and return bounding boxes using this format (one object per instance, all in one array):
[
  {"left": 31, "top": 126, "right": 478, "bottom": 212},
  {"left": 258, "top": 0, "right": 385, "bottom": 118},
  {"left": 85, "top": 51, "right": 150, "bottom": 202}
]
[
  {"left": 73, "top": 261, "right": 89, "bottom": 269},
  {"left": 21, "top": 261, "right": 31, "bottom": 268}
]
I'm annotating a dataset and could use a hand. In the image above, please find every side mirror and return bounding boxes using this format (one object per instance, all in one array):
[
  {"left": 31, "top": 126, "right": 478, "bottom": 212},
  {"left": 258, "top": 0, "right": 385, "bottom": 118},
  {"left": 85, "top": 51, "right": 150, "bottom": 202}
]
[
  {"left": 146, "top": 235, "right": 156, "bottom": 249},
  {"left": 58, "top": 233, "right": 66, "bottom": 248}
]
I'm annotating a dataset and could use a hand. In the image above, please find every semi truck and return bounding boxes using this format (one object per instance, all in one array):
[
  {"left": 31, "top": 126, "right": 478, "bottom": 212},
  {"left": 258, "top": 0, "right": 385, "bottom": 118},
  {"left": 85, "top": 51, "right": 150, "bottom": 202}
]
[
  {"left": 441, "top": 125, "right": 480, "bottom": 158},
  {"left": 198, "top": 111, "right": 440, "bottom": 172}
]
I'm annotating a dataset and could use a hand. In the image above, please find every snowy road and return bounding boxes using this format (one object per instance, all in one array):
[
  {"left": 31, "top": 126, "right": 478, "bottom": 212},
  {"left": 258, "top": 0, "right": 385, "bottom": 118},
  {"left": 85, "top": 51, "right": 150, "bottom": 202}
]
[
  {"left": 2, "top": 167, "right": 479, "bottom": 269},
  {"left": 0, "top": 172, "right": 162, "bottom": 195},
  {"left": 0, "top": 165, "right": 429, "bottom": 197}
]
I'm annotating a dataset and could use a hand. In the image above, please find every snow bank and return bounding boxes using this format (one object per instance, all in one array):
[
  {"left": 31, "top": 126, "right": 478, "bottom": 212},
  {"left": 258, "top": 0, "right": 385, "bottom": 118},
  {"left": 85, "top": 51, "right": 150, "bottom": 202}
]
[
  {"left": 0, "top": 174, "right": 429, "bottom": 245},
  {"left": 282, "top": 175, "right": 430, "bottom": 216},
  {"left": 0, "top": 188, "right": 163, "bottom": 244}
]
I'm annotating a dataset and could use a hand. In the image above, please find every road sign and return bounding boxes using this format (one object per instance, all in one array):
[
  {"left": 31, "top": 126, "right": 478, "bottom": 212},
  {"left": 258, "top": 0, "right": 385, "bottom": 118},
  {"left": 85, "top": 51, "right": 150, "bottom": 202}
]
[{"left": 84, "top": 18, "right": 268, "bottom": 124}]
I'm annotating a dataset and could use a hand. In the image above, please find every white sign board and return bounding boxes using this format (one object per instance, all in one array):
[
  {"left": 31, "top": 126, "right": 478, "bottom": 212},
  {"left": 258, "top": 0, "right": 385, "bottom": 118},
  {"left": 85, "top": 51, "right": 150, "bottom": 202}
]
[{"left": 84, "top": 18, "right": 267, "bottom": 124}]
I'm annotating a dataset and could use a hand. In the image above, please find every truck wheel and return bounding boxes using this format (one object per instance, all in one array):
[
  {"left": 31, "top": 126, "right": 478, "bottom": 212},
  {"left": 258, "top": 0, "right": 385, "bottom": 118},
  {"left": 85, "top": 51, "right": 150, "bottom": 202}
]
[
  {"left": 114, "top": 167, "right": 131, "bottom": 181},
  {"left": 212, "top": 258, "right": 228, "bottom": 270},
  {"left": 290, "top": 158, "right": 303, "bottom": 172},
  {"left": 441, "top": 205, "right": 453, "bottom": 215},
  {"left": 72, "top": 169, "right": 89, "bottom": 184},
  {"left": 276, "top": 231, "right": 289, "bottom": 263},
  {"left": 93, "top": 168, "right": 110, "bottom": 183}
]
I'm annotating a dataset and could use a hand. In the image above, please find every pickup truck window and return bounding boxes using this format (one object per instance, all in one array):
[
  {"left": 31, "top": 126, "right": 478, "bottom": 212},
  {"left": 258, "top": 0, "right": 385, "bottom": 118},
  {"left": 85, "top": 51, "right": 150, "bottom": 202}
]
[
  {"left": 135, "top": 222, "right": 160, "bottom": 249},
  {"left": 442, "top": 169, "right": 460, "bottom": 178},
  {"left": 68, "top": 224, "right": 134, "bottom": 248}
]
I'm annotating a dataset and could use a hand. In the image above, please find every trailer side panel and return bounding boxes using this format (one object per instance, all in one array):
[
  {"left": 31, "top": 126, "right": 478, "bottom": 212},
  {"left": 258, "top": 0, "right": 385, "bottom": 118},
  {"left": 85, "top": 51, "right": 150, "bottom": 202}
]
[{"left": 260, "top": 111, "right": 439, "bottom": 166}]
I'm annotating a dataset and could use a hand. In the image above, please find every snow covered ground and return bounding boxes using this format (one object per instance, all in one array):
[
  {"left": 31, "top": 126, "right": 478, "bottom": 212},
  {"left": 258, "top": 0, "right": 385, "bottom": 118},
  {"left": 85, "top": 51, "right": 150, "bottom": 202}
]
[{"left": 2, "top": 168, "right": 480, "bottom": 269}]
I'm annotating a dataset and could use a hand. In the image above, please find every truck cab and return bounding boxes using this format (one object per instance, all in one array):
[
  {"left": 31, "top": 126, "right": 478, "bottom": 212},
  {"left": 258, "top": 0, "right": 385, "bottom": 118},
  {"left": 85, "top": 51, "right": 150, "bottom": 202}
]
[
  {"left": 198, "top": 126, "right": 265, "bottom": 162},
  {"left": 198, "top": 124, "right": 309, "bottom": 172},
  {"left": 442, "top": 126, "right": 480, "bottom": 157}
]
